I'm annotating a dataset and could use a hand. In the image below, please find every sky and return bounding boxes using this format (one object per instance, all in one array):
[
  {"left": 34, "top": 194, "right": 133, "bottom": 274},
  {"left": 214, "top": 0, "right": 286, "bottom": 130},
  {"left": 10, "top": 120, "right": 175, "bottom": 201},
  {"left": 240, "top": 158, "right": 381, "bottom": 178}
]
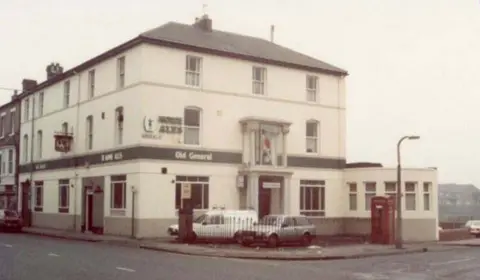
[{"left": 0, "top": 0, "right": 479, "bottom": 185}]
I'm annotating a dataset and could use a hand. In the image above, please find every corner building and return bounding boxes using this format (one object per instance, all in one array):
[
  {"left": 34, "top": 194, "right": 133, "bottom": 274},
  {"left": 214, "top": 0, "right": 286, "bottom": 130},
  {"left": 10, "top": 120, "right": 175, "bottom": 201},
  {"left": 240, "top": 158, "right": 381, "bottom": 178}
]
[{"left": 17, "top": 15, "right": 438, "bottom": 241}]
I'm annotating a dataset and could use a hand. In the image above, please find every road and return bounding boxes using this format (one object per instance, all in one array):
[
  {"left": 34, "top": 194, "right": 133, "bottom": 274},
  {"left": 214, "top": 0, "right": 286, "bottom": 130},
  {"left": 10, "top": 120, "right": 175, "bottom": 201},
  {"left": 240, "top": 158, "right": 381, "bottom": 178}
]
[{"left": 1, "top": 233, "right": 480, "bottom": 280}]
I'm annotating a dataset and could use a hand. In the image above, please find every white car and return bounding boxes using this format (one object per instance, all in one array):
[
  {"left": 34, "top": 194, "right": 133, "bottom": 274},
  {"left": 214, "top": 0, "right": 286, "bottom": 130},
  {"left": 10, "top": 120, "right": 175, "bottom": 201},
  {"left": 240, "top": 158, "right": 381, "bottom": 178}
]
[
  {"left": 168, "top": 209, "right": 258, "bottom": 242},
  {"left": 465, "top": 220, "right": 480, "bottom": 237}
]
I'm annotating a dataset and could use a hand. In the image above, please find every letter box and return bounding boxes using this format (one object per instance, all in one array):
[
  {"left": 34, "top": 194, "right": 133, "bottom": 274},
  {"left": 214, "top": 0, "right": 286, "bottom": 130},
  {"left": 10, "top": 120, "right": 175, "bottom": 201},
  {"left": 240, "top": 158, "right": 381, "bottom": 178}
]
[{"left": 370, "top": 196, "right": 396, "bottom": 244}]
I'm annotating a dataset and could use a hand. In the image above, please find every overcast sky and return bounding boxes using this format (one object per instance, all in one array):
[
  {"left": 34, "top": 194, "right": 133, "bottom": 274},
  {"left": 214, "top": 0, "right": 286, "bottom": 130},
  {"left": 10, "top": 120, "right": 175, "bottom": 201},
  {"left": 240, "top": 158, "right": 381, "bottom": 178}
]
[{"left": 1, "top": 0, "right": 478, "bottom": 185}]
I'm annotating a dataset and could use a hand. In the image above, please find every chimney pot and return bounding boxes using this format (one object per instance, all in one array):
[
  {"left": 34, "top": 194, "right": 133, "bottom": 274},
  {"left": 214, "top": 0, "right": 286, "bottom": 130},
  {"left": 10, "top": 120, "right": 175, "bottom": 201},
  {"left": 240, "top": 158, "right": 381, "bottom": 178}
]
[{"left": 46, "top": 62, "right": 64, "bottom": 80}]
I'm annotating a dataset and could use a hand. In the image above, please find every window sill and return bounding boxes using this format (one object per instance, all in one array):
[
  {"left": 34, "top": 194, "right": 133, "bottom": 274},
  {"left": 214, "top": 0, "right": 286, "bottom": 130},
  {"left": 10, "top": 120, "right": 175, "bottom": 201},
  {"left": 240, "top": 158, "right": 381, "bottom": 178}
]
[
  {"left": 34, "top": 206, "right": 43, "bottom": 212},
  {"left": 58, "top": 207, "right": 69, "bottom": 213},
  {"left": 110, "top": 208, "right": 126, "bottom": 216}
]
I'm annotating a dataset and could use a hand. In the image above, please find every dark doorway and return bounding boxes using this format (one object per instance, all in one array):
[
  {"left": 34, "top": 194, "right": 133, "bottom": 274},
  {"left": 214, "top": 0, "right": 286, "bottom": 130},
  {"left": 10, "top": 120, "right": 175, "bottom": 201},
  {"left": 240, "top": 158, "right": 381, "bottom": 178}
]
[
  {"left": 258, "top": 176, "right": 283, "bottom": 219},
  {"left": 21, "top": 181, "right": 31, "bottom": 227}
]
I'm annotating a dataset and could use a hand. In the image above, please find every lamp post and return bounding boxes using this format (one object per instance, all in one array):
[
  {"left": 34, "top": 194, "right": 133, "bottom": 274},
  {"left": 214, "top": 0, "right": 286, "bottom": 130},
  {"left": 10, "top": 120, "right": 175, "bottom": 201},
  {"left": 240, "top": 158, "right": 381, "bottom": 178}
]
[{"left": 395, "top": 135, "right": 420, "bottom": 249}]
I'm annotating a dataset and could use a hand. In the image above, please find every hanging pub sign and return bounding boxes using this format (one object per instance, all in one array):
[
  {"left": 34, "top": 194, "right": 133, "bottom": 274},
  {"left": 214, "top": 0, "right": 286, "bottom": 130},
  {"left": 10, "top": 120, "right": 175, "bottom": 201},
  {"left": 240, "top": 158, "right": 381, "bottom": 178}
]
[{"left": 54, "top": 133, "right": 73, "bottom": 153}]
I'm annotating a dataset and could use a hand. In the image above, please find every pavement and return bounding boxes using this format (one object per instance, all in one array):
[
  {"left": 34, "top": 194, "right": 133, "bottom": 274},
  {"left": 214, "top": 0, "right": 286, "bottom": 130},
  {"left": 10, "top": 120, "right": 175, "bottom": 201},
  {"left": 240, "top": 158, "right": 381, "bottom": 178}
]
[
  {"left": 3, "top": 232, "right": 480, "bottom": 280},
  {"left": 20, "top": 227, "right": 453, "bottom": 260}
]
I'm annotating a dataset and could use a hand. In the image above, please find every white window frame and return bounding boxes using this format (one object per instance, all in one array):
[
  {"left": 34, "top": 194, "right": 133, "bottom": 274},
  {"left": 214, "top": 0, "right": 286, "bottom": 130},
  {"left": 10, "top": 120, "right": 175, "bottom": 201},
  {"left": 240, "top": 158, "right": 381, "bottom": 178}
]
[
  {"left": 58, "top": 179, "right": 70, "bottom": 210},
  {"left": 88, "top": 69, "right": 95, "bottom": 99},
  {"left": 63, "top": 81, "right": 70, "bottom": 108},
  {"left": 384, "top": 181, "right": 397, "bottom": 198},
  {"left": 0, "top": 113, "right": 6, "bottom": 138},
  {"left": 306, "top": 75, "right": 318, "bottom": 102},
  {"left": 348, "top": 182, "right": 357, "bottom": 211},
  {"left": 86, "top": 116, "right": 93, "bottom": 150},
  {"left": 364, "top": 182, "right": 376, "bottom": 211},
  {"left": 175, "top": 176, "right": 209, "bottom": 210},
  {"left": 38, "top": 92, "right": 44, "bottom": 116},
  {"left": 299, "top": 180, "right": 325, "bottom": 217},
  {"left": 423, "top": 182, "right": 431, "bottom": 211},
  {"left": 185, "top": 56, "right": 202, "bottom": 87},
  {"left": 405, "top": 182, "right": 417, "bottom": 211},
  {"left": 0, "top": 153, "right": 3, "bottom": 175},
  {"left": 36, "top": 130, "right": 43, "bottom": 159},
  {"left": 7, "top": 149, "right": 13, "bottom": 174},
  {"left": 110, "top": 176, "right": 127, "bottom": 213},
  {"left": 252, "top": 66, "right": 266, "bottom": 95},
  {"left": 34, "top": 182, "right": 43, "bottom": 208},
  {"left": 24, "top": 99, "right": 29, "bottom": 121},
  {"left": 117, "top": 57, "right": 125, "bottom": 89},
  {"left": 305, "top": 120, "right": 319, "bottom": 153},
  {"left": 23, "top": 134, "right": 28, "bottom": 163},
  {"left": 183, "top": 107, "right": 201, "bottom": 145},
  {"left": 9, "top": 108, "right": 15, "bottom": 135}
]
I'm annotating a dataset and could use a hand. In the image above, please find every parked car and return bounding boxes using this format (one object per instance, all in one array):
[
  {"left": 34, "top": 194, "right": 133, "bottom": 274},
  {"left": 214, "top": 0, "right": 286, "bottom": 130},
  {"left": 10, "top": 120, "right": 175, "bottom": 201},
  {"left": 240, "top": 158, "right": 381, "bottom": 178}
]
[
  {"left": 239, "top": 214, "right": 316, "bottom": 247},
  {"left": 167, "top": 209, "right": 258, "bottom": 242},
  {"left": 0, "top": 209, "right": 23, "bottom": 232},
  {"left": 464, "top": 220, "right": 480, "bottom": 237}
]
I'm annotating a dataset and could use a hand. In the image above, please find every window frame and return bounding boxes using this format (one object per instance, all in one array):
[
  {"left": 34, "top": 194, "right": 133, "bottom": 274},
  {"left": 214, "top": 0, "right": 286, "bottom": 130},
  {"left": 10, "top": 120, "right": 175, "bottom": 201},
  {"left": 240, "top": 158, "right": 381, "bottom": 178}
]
[
  {"left": 88, "top": 69, "right": 95, "bottom": 99},
  {"left": 9, "top": 108, "right": 15, "bottom": 135},
  {"left": 185, "top": 55, "right": 202, "bottom": 87},
  {"left": 36, "top": 130, "right": 43, "bottom": 159},
  {"left": 7, "top": 149, "right": 13, "bottom": 174},
  {"left": 115, "top": 106, "right": 124, "bottom": 146},
  {"left": 183, "top": 107, "right": 201, "bottom": 146},
  {"left": 0, "top": 113, "right": 5, "bottom": 138},
  {"left": 364, "top": 182, "right": 376, "bottom": 211},
  {"left": 117, "top": 57, "right": 126, "bottom": 89},
  {"left": 86, "top": 115, "right": 93, "bottom": 150},
  {"left": 348, "top": 182, "right": 357, "bottom": 211},
  {"left": 252, "top": 66, "right": 266, "bottom": 95},
  {"left": 38, "top": 92, "right": 44, "bottom": 116},
  {"left": 34, "top": 181, "right": 43, "bottom": 211},
  {"left": 58, "top": 179, "right": 70, "bottom": 213},
  {"left": 23, "top": 134, "right": 28, "bottom": 162},
  {"left": 63, "top": 80, "right": 70, "bottom": 108},
  {"left": 305, "top": 120, "right": 319, "bottom": 153},
  {"left": 299, "top": 179, "right": 325, "bottom": 217},
  {"left": 306, "top": 75, "right": 318, "bottom": 102},
  {"left": 110, "top": 175, "right": 127, "bottom": 214},
  {"left": 405, "top": 181, "right": 417, "bottom": 211},
  {"left": 423, "top": 182, "right": 432, "bottom": 211},
  {"left": 175, "top": 176, "right": 209, "bottom": 210},
  {"left": 24, "top": 99, "right": 29, "bottom": 121}
]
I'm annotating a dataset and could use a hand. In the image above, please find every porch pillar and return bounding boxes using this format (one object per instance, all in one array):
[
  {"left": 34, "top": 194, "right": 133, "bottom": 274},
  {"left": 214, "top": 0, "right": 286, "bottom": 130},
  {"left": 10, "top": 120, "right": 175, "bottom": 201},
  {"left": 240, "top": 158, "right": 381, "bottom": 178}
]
[
  {"left": 281, "top": 126, "right": 289, "bottom": 167},
  {"left": 247, "top": 173, "right": 259, "bottom": 213},
  {"left": 282, "top": 176, "right": 291, "bottom": 214}
]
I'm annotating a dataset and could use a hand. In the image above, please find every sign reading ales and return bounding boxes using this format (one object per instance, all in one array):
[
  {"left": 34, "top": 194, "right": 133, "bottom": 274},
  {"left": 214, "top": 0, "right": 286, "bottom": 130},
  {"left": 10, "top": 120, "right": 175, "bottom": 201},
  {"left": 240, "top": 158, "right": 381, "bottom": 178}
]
[{"left": 142, "top": 116, "right": 183, "bottom": 140}]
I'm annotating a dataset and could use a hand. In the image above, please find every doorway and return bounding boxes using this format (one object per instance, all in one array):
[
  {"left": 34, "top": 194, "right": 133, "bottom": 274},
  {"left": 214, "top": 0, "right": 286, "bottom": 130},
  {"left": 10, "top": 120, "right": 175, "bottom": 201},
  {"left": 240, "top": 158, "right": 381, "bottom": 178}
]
[
  {"left": 81, "top": 177, "right": 105, "bottom": 234},
  {"left": 21, "top": 181, "right": 31, "bottom": 227},
  {"left": 258, "top": 176, "right": 283, "bottom": 219}
]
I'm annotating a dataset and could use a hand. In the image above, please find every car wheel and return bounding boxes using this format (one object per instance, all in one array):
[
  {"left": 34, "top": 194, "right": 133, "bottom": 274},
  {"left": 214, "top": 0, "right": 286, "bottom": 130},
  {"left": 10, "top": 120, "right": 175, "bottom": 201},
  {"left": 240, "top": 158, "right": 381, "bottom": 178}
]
[
  {"left": 267, "top": 234, "right": 279, "bottom": 248},
  {"left": 301, "top": 233, "right": 312, "bottom": 246},
  {"left": 241, "top": 240, "right": 252, "bottom": 247}
]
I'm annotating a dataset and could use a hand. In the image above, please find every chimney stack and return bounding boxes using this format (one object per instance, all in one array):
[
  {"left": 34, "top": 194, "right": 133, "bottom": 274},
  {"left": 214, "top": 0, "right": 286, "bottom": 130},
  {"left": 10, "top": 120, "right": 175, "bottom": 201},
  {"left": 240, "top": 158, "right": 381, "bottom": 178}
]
[
  {"left": 46, "top": 62, "right": 64, "bottom": 80},
  {"left": 22, "top": 79, "right": 38, "bottom": 93},
  {"left": 270, "top": 25, "right": 275, "bottom": 43},
  {"left": 193, "top": 14, "right": 213, "bottom": 32}
]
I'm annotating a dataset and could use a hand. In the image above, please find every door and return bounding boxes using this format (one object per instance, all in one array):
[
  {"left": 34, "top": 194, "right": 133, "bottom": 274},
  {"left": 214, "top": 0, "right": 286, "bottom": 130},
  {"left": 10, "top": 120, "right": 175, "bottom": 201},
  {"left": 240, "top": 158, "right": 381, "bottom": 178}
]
[
  {"left": 258, "top": 186, "right": 271, "bottom": 219},
  {"left": 21, "top": 182, "right": 31, "bottom": 227},
  {"left": 86, "top": 193, "right": 93, "bottom": 231}
]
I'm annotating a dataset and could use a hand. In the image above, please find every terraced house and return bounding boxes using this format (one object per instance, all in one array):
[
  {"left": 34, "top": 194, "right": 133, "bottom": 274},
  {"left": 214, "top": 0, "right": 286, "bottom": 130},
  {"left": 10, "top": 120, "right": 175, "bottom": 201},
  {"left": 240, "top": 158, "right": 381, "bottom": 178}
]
[{"left": 16, "top": 15, "right": 438, "bottom": 241}]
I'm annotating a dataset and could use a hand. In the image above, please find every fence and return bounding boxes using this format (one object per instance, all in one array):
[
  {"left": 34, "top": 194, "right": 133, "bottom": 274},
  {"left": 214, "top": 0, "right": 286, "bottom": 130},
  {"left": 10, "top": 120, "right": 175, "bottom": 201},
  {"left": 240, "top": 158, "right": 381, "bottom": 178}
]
[{"left": 439, "top": 215, "right": 473, "bottom": 229}]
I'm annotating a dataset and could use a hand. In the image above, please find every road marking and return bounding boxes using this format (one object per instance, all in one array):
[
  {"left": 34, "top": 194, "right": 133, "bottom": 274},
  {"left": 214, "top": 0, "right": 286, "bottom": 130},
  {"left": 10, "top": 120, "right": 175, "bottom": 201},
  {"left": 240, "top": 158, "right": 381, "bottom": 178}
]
[
  {"left": 430, "top": 257, "right": 475, "bottom": 266},
  {"left": 48, "top": 253, "right": 60, "bottom": 257},
  {"left": 116, "top": 267, "right": 135, "bottom": 272}
]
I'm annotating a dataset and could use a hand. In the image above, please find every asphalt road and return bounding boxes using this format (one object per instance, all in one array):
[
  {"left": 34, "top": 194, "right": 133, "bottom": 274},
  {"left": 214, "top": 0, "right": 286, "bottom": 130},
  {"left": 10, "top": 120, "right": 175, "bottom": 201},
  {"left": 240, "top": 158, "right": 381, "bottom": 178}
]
[{"left": 2, "top": 233, "right": 480, "bottom": 280}]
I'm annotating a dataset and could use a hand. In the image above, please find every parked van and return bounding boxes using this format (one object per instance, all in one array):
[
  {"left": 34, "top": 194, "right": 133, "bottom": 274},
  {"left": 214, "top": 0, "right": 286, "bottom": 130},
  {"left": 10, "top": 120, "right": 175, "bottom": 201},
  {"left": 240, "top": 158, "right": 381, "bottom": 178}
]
[{"left": 167, "top": 209, "right": 258, "bottom": 242}]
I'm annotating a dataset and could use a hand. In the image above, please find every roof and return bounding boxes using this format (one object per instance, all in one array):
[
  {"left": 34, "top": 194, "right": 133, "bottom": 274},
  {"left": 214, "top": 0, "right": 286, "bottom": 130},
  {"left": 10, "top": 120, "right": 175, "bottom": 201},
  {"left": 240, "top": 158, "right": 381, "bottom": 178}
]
[
  {"left": 140, "top": 22, "right": 347, "bottom": 75},
  {"left": 18, "top": 18, "right": 347, "bottom": 98}
]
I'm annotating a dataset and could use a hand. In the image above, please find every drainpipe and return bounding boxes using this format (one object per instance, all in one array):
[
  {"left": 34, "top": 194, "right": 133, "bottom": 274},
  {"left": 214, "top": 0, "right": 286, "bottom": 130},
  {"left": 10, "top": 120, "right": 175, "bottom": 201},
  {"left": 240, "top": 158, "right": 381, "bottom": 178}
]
[
  {"left": 28, "top": 92, "right": 36, "bottom": 217},
  {"left": 72, "top": 71, "right": 81, "bottom": 231},
  {"left": 131, "top": 186, "right": 137, "bottom": 239}
]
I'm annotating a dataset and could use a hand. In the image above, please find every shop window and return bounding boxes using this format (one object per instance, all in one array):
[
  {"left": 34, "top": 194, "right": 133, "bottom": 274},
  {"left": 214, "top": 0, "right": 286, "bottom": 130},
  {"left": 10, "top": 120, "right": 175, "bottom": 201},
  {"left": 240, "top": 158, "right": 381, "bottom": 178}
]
[
  {"left": 110, "top": 175, "right": 127, "bottom": 211},
  {"left": 175, "top": 176, "right": 209, "bottom": 210}
]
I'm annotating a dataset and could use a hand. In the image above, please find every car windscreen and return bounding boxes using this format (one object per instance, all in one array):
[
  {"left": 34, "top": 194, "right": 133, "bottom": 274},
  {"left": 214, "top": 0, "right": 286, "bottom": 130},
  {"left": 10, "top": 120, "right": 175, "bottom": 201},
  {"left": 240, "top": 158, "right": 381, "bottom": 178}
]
[{"left": 194, "top": 214, "right": 206, "bottom": 223}]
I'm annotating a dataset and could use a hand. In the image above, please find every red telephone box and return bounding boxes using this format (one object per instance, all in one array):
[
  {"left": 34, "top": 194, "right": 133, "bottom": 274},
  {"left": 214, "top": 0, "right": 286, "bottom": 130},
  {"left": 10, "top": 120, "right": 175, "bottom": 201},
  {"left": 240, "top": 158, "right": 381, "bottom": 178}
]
[{"left": 370, "top": 196, "right": 395, "bottom": 244}]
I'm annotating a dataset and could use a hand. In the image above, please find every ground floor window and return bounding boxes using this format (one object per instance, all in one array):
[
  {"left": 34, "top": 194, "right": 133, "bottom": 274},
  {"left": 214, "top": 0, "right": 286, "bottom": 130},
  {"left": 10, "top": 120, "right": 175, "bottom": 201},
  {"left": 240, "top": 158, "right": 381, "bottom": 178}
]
[
  {"left": 175, "top": 175, "right": 209, "bottom": 210},
  {"left": 299, "top": 179, "right": 325, "bottom": 217},
  {"left": 110, "top": 175, "right": 127, "bottom": 210},
  {"left": 34, "top": 181, "right": 43, "bottom": 212},
  {"left": 58, "top": 179, "right": 70, "bottom": 213}
]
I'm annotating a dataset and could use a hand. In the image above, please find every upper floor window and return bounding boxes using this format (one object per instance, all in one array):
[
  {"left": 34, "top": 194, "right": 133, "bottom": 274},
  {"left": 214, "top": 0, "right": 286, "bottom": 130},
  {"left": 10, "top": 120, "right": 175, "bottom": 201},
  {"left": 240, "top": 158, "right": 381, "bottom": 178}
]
[
  {"left": 306, "top": 120, "right": 319, "bottom": 153},
  {"left": 115, "top": 107, "right": 124, "bottom": 145},
  {"left": 7, "top": 149, "right": 13, "bottom": 174},
  {"left": 86, "top": 115, "right": 93, "bottom": 150},
  {"left": 63, "top": 81, "right": 70, "bottom": 108},
  {"left": 24, "top": 99, "right": 29, "bottom": 121},
  {"left": 10, "top": 109, "right": 15, "bottom": 135},
  {"left": 61, "top": 122, "right": 69, "bottom": 134},
  {"left": 185, "top": 56, "right": 202, "bottom": 87},
  {"left": 23, "top": 134, "right": 28, "bottom": 162},
  {"left": 88, "top": 69, "right": 95, "bottom": 99},
  {"left": 117, "top": 57, "right": 125, "bottom": 89},
  {"left": 38, "top": 92, "right": 44, "bottom": 116},
  {"left": 252, "top": 67, "right": 266, "bottom": 95},
  {"left": 36, "top": 130, "right": 43, "bottom": 160},
  {"left": 0, "top": 114, "right": 5, "bottom": 138},
  {"left": 306, "top": 75, "right": 318, "bottom": 102},
  {"left": 183, "top": 107, "right": 201, "bottom": 145}
]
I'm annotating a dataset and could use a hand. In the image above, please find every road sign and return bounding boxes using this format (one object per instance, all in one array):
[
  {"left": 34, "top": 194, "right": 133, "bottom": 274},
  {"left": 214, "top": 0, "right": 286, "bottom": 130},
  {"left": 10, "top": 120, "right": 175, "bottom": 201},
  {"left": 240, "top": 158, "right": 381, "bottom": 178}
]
[{"left": 181, "top": 183, "right": 191, "bottom": 199}]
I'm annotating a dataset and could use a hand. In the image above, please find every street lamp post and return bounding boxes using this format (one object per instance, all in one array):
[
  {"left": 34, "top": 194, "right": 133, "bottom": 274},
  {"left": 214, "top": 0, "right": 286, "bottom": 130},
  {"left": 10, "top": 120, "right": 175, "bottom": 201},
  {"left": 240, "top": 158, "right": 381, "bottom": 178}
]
[{"left": 395, "top": 135, "right": 420, "bottom": 249}]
